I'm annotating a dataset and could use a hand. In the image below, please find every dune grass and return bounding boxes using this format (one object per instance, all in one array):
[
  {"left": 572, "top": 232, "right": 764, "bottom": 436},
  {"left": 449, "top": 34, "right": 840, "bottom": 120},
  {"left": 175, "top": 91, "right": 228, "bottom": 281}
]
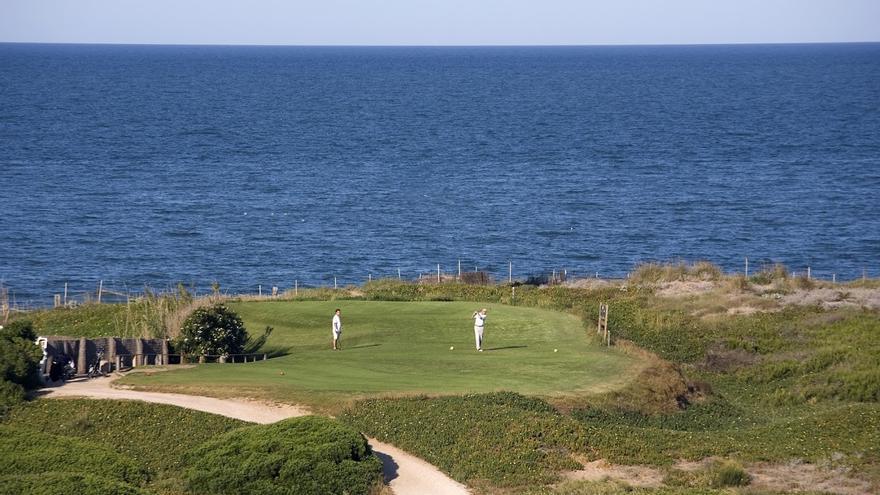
[{"left": 117, "top": 300, "right": 643, "bottom": 412}]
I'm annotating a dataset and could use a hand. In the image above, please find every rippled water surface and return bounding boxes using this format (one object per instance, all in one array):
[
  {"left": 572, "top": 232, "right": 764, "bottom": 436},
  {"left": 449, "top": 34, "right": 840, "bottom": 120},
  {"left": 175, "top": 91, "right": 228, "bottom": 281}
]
[{"left": 2, "top": 43, "right": 879, "bottom": 303}]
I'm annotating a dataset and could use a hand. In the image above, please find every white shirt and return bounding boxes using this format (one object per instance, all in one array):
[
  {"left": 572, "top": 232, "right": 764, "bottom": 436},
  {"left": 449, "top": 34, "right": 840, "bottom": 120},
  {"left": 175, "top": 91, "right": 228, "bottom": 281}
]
[
  {"left": 474, "top": 312, "right": 486, "bottom": 327},
  {"left": 332, "top": 314, "right": 342, "bottom": 333}
]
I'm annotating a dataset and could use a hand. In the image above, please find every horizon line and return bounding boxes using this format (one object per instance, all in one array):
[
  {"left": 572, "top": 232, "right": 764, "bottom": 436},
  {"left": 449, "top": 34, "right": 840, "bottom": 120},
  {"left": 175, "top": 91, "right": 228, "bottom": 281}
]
[{"left": 2, "top": 40, "right": 879, "bottom": 48}]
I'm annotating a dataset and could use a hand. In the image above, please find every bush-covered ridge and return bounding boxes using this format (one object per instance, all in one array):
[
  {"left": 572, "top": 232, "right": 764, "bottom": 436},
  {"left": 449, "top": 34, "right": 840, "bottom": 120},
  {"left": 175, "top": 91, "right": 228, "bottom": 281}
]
[{"left": 2, "top": 400, "right": 384, "bottom": 495}]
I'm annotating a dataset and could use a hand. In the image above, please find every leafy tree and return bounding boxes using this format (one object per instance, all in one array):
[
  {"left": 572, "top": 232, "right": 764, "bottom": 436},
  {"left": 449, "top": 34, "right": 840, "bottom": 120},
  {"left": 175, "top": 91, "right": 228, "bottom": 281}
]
[
  {"left": 177, "top": 304, "right": 248, "bottom": 356},
  {"left": 0, "top": 320, "right": 43, "bottom": 415}
]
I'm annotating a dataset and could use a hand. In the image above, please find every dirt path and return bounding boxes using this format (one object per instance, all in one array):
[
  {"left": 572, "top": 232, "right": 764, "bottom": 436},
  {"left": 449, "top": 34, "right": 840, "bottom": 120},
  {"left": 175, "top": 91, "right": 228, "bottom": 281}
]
[{"left": 42, "top": 376, "right": 470, "bottom": 495}]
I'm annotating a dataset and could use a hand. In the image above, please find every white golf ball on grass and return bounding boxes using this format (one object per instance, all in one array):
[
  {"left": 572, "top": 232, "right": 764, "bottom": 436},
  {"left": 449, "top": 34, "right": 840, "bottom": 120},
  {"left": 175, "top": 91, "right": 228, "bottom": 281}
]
[{"left": 450, "top": 346, "right": 454, "bottom": 350}]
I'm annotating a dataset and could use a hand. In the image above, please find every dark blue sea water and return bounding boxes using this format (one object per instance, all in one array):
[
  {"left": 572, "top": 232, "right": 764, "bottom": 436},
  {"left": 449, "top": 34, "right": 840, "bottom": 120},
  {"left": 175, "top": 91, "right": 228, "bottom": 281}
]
[{"left": 2, "top": 43, "right": 879, "bottom": 304}]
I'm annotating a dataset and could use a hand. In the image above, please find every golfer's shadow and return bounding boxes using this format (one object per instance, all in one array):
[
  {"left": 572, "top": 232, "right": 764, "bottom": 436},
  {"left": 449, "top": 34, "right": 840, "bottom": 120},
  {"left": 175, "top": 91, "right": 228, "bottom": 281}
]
[
  {"left": 373, "top": 449, "right": 399, "bottom": 483},
  {"left": 484, "top": 345, "right": 527, "bottom": 351}
]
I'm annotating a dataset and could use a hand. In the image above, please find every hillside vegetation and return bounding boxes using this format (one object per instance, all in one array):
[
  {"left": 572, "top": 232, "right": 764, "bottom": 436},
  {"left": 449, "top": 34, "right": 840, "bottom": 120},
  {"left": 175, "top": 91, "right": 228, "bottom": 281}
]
[
  {"left": 1, "top": 399, "right": 384, "bottom": 495},
  {"left": 11, "top": 262, "right": 880, "bottom": 494}
]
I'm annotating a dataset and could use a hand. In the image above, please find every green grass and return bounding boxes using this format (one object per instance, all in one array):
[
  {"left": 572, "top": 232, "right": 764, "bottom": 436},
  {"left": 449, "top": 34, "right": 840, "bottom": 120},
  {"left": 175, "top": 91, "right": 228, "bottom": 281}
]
[{"left": 118, "top": 301, "right": 643, "bottom": 412}]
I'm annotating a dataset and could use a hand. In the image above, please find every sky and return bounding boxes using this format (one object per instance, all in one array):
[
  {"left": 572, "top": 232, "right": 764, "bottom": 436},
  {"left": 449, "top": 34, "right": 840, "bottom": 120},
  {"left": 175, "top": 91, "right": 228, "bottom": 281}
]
[{"left": 1, "top": 0, "right": 878, "bottom": 46}]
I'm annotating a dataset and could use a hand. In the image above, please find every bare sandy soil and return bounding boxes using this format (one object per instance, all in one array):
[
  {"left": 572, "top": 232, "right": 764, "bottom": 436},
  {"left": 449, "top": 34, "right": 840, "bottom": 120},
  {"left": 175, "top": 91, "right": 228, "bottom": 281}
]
[
  {"left": 563, "top": 458, "right": 873, "bottom": 495},
  {"left": 42, "top": 376, "right": 470, "bottom": 495}
]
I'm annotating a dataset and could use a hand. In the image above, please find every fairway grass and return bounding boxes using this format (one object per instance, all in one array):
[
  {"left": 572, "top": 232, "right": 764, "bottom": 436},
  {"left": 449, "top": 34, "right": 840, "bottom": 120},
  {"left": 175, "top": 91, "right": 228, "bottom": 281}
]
[{"left": 118, "top": 301, "right": 643, "bottom": 411}]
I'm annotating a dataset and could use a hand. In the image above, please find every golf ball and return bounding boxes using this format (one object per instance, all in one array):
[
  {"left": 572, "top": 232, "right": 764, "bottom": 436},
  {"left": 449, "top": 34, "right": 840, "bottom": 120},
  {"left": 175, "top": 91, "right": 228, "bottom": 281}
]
[
  {"left": 450, "top": 346, "right": 454, "bottom": 350},
  {"left": 554, "top": 349, "right": 558, "bottom": 352}
]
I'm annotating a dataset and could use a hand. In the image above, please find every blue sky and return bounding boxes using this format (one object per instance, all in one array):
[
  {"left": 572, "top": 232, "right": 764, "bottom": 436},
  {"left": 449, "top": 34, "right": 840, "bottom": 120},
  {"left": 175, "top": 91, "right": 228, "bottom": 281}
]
[{"left": 1, "top": 0, "right": 878, "bottom": 45}]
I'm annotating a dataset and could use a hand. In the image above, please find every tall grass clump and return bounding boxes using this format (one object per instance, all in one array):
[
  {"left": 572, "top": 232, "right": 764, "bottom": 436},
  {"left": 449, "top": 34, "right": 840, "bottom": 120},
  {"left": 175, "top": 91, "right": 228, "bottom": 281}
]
[
  {"left": 663, "top": 460, "right": 750, "bottom": 489},
  {"left": 629, "top": 261, "right": 724, "bottom": 284},
  {"left": 750, "top": 263, "right": 789, "bottom": 285}
]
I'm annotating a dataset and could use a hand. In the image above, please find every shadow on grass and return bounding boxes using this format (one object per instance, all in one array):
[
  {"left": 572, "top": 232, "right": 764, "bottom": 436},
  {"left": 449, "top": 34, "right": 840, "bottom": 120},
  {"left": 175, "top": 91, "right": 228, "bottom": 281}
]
[
  {"left": 347, "top": 343, "right": 382, "bottom": 350},
  {"left": 373, "top": 448, "right": 399, "bottom": 483},
  {"left": 260, "top": 347, "right": 292, "bottom": 359},
  {"left": 484, "top": 345, "right": 527, "bottom": 351}
]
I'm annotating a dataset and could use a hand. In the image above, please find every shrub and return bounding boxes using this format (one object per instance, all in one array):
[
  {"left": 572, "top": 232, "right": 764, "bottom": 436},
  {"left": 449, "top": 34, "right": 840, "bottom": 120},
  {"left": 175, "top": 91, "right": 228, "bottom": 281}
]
[
  {"left": 0, "top": 425, "right": 148, "bottom": 485},
  {"left": 0, "top": 319, "right": 43, "bottom": 415},
  {"left": 177, "top": 304, "right": 248, "bottom": 356},
  {"left": 3, "top": 399, "right": 246, "bottom": 476},
  {"left": 691, "top": 261, "right": 723, "bottom": 281},
  {"left": 183, "top": 416, "right": 382, "bottom": 495},
  {"left": 0, "top": 380, "right": 25, "bottom": 417},
  {"left": 0, "top": 472, "right": 152, "bottom": 495}
]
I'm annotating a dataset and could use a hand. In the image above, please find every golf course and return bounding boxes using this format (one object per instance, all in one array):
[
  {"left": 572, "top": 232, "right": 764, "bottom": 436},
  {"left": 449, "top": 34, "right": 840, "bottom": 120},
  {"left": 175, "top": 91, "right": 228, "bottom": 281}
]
[{"left": 118, "top": 301, "right": 643, "bottom": 411}]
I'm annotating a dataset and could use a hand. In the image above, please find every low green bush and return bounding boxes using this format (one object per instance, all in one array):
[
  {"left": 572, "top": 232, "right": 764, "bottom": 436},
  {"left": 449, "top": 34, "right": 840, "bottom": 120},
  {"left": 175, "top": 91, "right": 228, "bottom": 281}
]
[
  {"left": 342, "top": 392, "right": 586, "bottom": 488},
  {"left": 0, "top": 472, "right": 152, "bottom": 495},
  {"left": 183, "top": 415, "right": 382, "bottom": 495},
  {"left": 0, "top": 380, "right": 25, "bottom": 417},
  {"left": 3, "top": 399, "right": 245, "bottom": 475},
  {"left": 0, "top": 425, "right": 148, "bottom": 485}
]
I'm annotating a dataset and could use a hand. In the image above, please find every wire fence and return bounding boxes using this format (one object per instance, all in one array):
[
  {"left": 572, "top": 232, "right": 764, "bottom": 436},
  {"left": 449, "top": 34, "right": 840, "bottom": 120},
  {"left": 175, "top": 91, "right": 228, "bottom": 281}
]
[{"left": 1, "top": 258, "right": 877, "bottom": 314}]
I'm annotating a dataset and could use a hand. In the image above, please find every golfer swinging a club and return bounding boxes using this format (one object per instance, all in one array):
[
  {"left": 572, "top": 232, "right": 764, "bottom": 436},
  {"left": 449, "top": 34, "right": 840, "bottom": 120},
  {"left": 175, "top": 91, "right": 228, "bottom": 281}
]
[{"left": 473, "top": 308, "right": 487, "bottom": 351}]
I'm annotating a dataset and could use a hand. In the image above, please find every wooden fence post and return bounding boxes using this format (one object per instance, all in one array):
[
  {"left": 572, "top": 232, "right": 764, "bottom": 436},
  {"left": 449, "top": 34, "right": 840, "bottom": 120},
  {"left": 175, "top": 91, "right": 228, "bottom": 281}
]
[
  {"left": 77, "top": 337, "right": 88, "bottom": 375},
  {"left": 135, "top": 339, "right": 144, "bottom": 367}
]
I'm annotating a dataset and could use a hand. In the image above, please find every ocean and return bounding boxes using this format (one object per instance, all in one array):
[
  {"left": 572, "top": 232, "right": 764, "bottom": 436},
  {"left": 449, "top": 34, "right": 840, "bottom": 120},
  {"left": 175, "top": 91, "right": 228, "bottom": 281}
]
[{"left": 1, "top": 43, "right": 879, "bottom": 304}]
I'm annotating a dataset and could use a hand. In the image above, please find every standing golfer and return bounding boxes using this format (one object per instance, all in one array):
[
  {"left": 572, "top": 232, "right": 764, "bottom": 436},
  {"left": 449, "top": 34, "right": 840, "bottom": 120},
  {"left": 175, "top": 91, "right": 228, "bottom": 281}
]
[
  {"left": 473, "top": 308, "right": 487, "bottom": 351},
  {"left": 332, "top": 308, "right": 342, "bottom": 350}
]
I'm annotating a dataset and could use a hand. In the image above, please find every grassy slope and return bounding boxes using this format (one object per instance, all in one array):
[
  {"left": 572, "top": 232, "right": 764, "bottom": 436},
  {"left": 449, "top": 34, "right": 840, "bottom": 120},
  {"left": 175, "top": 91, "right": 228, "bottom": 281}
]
[{"left": 118, "top": 301, "right": 642, "bottom": 411}]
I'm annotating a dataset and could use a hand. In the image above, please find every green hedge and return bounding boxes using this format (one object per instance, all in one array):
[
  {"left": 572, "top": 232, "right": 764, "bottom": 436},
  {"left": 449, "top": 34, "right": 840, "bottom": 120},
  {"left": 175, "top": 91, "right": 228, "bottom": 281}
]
[
  {"left": 183, "top": 415, "right": 382, "bottom": 495},
  {"left": 0, "top": 425, "right": 148, "bottom": 485},
  {"left": 3, "top": 399, "right": 246, "bottom": 475},
  {"left": 0, "top": 472, "right": 152, "bottom": 495}
]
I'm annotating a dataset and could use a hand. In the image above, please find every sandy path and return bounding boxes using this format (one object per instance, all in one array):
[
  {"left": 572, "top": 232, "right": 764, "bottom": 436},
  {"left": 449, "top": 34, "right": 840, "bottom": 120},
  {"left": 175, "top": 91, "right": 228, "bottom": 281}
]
[{"left": 42, "top": 376, "right": 470, "bottom": 495}]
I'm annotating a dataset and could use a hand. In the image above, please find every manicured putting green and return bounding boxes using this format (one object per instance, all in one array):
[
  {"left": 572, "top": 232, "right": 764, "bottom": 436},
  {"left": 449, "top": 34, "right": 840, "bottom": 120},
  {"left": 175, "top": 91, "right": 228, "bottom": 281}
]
[{"left": 119, "top": 301, "right": 643, "bottom": 409}]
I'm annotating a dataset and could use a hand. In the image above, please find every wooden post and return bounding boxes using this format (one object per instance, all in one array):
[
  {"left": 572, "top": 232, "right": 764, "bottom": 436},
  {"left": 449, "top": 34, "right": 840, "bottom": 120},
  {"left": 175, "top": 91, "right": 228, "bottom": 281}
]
[
  {"left": 295, "top": 280, "right": 298, "bottom": 296},
  {"left": 833, "top": 273, "right": 837, "bottom": 284},
  {"left": 54, "top": 294, "right": 61, "bottom": 308},
  {"left": 807, "top": 267, "right": 811, "bottom": 280},
  {"left": 368, "top": 274, "right": 372, "bottom": 282},
  {"left": 437, "top": 264, "right": 441, "bottom": 283},
  {"left": 745, "top": 257, "right": 749, "bottom": 277},
  {"left": 63, "top": 282, "right": 68, "bottom": 306},
  {"left": 334, "top": 277, "right": 337, "bottom": 289},
  {"left": 116, "top": 354, "right": 122, "bottom": 371},
  {"left": 135, "top": 339, "right": 144, "bottom": 367},
  {"left": 509, "top": 261, "right": 512, "bottom": 284},
  {"left": 107, "top": 337, "right": 116, "bottom": 372},
  {"left": 97, "top": 280, "right": 103, "bottom": 303},
  {"left": 258, "top": 284, "right": 262, "bottom": 296},
  {"left": 458, "top": 259, "right": 461, "bottom": 280},
  {"left": 161, "top": 339, "right": 169, "bottom": 367},
  {"left": 263, "top": 354, "right": 267, "bottom": 361},
  {"left": 77, "top": 337, "right": 87, "bottom": 375},
  {"left": 272, "top": 286, "right": 278, "bottom": 297},
  {"left": 597, "top": 303, "right": 609, "bottom": 344},
  {"left": 398, "top": 268, "right": 401, "bottom": 280}
]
